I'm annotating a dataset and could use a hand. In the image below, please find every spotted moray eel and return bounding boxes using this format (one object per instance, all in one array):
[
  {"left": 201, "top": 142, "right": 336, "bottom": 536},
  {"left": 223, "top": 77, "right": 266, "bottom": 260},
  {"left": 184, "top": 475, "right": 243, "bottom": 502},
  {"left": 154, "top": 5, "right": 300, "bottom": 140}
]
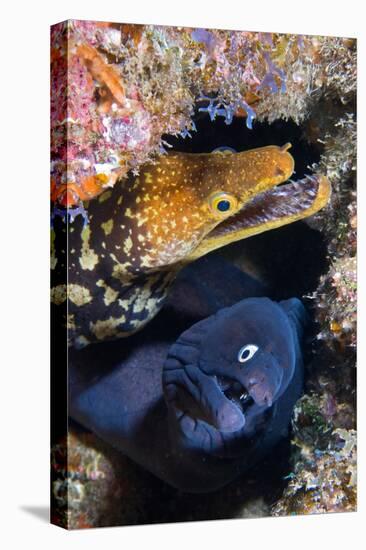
[{"left": 51, "top": 144, "right": 330, "bottom": 347}]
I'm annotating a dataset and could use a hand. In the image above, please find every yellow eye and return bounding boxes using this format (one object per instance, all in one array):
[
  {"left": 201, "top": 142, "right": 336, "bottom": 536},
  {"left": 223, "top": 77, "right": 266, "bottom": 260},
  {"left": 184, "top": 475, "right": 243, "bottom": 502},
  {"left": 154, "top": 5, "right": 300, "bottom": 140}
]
[{"left": 209, "top": 192, "right": 238, "bottom": 216}]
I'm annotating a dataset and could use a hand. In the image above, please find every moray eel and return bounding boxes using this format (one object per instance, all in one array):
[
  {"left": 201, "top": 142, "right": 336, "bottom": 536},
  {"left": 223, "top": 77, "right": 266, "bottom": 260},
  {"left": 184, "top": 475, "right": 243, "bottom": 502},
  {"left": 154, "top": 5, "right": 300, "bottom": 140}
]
[
  {"left": 69, "top": 261, "right": 307, "bottom": 492},
  {"left": 51, "top": 144, "right": 330, "bottom": 347}
]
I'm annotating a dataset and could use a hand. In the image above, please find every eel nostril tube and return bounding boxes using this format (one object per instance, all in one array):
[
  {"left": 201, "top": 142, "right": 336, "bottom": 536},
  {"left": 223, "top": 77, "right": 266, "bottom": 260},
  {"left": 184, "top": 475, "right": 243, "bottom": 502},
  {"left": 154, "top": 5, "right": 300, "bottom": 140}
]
[{"left": 280, "top": 142, "right": 292, "bottom": 152}]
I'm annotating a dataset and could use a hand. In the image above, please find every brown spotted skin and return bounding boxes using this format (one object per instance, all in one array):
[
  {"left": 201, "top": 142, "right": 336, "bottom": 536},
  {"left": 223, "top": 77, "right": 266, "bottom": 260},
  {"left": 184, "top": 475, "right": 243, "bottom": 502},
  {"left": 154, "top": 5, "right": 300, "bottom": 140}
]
[
  {"left": 51, "top": 146, "right": 303, "bottom": 347},
  {"left": 52, "top": 195, "right": 178, "bottom": 348}
]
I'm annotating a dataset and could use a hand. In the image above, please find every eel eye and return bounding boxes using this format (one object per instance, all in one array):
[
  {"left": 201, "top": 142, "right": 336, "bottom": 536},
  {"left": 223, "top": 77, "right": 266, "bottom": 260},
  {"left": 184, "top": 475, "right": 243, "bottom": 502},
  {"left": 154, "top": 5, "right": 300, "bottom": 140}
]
[
  {"left": 238, "top": 344, "right": 258, "bottom": 363},
  {"left": 209, "top": 192, "right": 238, "bottom": 217}
]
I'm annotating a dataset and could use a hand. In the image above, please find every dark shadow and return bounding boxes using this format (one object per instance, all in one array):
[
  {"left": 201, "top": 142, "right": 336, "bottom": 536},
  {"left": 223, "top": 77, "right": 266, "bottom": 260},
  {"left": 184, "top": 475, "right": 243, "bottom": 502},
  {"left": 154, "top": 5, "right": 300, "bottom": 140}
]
[
  {"left": 220, "top": 221, "right": 329, "bottom": 300},
  {"left": 20, "top": 506, "right": 49, "bottom": 523}
]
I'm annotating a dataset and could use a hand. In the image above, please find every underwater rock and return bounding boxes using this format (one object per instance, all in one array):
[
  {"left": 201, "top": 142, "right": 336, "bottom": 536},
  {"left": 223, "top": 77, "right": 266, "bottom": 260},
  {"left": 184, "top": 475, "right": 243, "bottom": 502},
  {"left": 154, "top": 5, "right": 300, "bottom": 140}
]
[
  {"left": 51, "top": 22, "right": 352, "bottom": 211},
  {"left": 315, "top": 256, "right": 356, "bottom": 349},
  {"left": 49, "top": 433, "right": 133, "bottom": 529},
  {"left": 267, "top": 36, "right": 356, "bottom": 517},
  {"left": 51, "top": 431, "right": 149, "bottom": 529},
  {"left": 272, "top": 429, "right": 356, "bottom": 515}
]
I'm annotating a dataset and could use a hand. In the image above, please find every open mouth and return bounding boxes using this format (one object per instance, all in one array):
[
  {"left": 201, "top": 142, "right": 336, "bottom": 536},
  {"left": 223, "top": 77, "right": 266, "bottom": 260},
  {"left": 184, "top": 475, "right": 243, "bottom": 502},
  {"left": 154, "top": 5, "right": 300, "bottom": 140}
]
[
  {"left": 216, "top": 375, "right": 254, "bottom": 414},
  {"left": 210, "top": 174, "right": 330, "bottom": 240},
  {"left": 187, "top": 172, "right": 330, "bottom": 261}
]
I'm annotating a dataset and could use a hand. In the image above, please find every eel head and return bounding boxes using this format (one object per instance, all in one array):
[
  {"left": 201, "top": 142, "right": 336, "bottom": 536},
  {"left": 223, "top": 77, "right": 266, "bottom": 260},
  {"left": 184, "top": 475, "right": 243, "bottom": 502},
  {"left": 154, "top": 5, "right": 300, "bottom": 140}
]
[
  {"left": 131, "top": 144, "right": 330, "bottom": 269},
  {"left": 163, "top": 297, "right": 307, "bottom": 459}
]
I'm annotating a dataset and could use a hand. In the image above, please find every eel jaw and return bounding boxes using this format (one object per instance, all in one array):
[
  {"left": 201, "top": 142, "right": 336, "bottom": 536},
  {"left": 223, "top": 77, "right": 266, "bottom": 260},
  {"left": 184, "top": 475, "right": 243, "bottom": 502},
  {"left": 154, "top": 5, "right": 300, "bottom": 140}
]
[
  {"left": 187, "top": 174, "right": 331, "bottom": 261},
  {"left": 216, "top": 375, "right": 255, "bottom": 417}
]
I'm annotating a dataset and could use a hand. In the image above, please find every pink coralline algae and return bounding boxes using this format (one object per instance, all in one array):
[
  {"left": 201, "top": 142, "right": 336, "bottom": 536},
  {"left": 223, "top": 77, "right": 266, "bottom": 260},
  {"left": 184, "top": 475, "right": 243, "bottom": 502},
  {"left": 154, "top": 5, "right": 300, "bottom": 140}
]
[
  {"left": 51, "top": 21, "right": 352, "bottom": 213},
  {"left": 51, "top": 21, "right": 148, "bottom": 210}
]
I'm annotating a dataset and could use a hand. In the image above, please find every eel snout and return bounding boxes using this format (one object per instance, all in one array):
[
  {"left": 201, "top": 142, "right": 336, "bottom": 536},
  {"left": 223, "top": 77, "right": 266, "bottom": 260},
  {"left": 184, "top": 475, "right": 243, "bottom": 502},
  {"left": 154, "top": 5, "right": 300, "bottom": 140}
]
[
  {"left": 163, "top": 363, "right": 246, "bottom": 434},
  {"left": 188, "top": 172, "right": 331, "bottom": 262},
  {"left": 163, "top": 361, "right": 280, "bottom": 439},
  {"left": 216, "top": 366, "right": 279, "bottom": 413},
  {"left": 210, "top": 174, "right": 331, "bottom": 241}
]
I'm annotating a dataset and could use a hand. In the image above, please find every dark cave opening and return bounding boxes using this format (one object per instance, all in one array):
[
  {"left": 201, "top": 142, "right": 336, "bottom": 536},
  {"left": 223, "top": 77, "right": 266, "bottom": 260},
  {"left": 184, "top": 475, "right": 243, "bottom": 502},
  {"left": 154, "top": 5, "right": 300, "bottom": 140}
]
[{"left": 222, "top": 221, "right": 329, "bottom": 301}]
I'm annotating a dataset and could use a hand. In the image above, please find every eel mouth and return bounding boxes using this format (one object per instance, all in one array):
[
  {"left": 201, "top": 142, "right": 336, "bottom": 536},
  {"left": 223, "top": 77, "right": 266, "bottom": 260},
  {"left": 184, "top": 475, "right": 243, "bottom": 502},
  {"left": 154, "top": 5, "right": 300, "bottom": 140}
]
[
  {"left": 189, "top": 174, "right": 331, "bottom": 260},
  {"left": 164, "top": 367, "right": 273, "bottom": 458},
  {"left": 216, "top": 375, "right": 255, "bottom": 415}
]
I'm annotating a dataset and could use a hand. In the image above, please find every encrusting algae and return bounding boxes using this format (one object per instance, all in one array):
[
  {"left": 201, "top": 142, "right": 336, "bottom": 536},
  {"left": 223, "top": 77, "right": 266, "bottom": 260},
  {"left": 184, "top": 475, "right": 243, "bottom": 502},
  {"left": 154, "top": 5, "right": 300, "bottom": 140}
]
[{"left": 51, "top": 21, "right": 352, "bottom": 214}]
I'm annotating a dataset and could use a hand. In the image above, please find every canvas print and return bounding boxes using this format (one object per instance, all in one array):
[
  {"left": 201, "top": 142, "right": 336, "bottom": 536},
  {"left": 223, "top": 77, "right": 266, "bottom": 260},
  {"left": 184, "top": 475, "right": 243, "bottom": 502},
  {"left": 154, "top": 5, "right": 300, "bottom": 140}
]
[{"left": 50, "top": 20, "right": 356, "bottom": 529}]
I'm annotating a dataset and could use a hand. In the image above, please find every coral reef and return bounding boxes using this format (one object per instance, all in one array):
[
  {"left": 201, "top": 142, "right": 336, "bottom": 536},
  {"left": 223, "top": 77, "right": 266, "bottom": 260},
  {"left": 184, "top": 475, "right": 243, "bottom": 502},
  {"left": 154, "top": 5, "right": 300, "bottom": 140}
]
[
  {"left": 51, "top": 22, "right": 356, "bottom": 213},
  {"left": 272, "top": 428, "right": 356, "bottom": 515},
  {"left": 271, "top": 38, "right": 356, "bottom": 514},
  {"left": 51, "top": 431, "right": 148, "bottom": 529},
  {"left": 315, "top": 255, "right": 356, "bottom": 349}
]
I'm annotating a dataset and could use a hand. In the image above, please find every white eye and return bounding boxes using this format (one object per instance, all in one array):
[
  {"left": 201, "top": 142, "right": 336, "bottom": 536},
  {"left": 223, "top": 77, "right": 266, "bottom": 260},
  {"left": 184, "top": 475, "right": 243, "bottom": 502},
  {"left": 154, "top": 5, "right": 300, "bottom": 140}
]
[{"left": 238, "top": 344, "right": 259, "bottom": 363}]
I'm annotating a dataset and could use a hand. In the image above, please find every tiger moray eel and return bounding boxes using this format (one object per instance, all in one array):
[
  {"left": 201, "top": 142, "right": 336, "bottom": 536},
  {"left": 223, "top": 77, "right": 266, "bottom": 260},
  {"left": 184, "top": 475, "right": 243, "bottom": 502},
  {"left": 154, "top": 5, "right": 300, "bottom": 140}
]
[
  {"left": 51, "top": 144, "right": 330, "bottom": 347},
  {"left": 69, "top": 258, "right": 307, "bottom": 492}
]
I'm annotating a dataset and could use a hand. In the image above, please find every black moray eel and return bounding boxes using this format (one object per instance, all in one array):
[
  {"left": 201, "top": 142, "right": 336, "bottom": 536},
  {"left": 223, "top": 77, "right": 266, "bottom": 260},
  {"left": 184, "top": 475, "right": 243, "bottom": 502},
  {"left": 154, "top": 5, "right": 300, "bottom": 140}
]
[{"left": 69, "top": 258, "right": 307, "bottom": 492}]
